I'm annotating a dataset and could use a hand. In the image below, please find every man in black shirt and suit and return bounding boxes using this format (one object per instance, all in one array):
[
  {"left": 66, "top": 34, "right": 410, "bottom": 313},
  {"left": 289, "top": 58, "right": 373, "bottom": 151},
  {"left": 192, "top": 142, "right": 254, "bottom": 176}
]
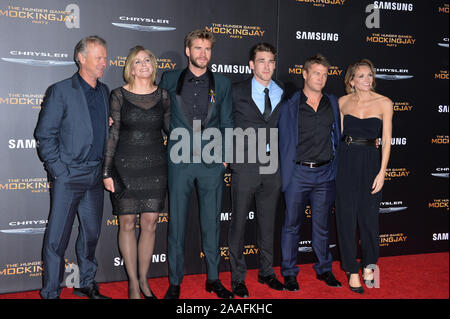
[
  {"left": 278, "top": 54, "right": 342, "bottom": 291},
  {"left": 160, "top": 29, "right": 234, "bottom": 299},
  {"left": 228, "top": 43, "right": 285, "bottom": 298}
]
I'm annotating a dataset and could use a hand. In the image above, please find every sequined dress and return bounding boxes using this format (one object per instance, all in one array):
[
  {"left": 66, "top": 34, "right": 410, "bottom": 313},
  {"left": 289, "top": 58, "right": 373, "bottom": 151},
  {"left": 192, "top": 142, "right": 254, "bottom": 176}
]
[{"left": 103, "top": 87, "right": 170, "bottom": 214}]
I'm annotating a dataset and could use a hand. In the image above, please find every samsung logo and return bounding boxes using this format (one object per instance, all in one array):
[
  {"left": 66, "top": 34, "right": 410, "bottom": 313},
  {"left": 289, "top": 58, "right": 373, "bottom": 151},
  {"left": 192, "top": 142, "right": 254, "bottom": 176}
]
[
  {"left": 211, "top": 64, "right": 252, "bottom": 74},
  {"left": 296, "top": 31, "right": 339, "bottom": 42},
  {"left": 8, "top": 139, "right": 36, "bottom": 149},
  {"left": 114, "top": 254, "right": 166, "bottom": 266},
  {"left": 391, "top": 137, "right": 407, "bottom": 145},
  {"left": 432, "top": 233, "right": 449, "bottom": 241},
  {"left": 373, "top": 1, "right": 413, "bottom": 11},
  {"left": 438, "top": 105, "right": 449, "bottom": 113},
  {"left": 220, "top": 211, "right": 254, "bottom": 221}
]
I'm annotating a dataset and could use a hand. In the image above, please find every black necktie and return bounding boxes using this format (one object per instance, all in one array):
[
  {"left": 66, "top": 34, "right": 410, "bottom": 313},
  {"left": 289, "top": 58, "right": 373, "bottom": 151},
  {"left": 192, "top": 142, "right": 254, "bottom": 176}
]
[{"left": 263, "top": 88, "right": 272, "bottom": 121}]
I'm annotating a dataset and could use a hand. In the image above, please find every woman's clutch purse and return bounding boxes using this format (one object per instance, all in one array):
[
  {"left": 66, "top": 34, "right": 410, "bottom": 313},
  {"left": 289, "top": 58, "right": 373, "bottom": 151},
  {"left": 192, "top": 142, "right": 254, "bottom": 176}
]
[{"left": 110, "top": 167, "right": 126, "bottom": 199}]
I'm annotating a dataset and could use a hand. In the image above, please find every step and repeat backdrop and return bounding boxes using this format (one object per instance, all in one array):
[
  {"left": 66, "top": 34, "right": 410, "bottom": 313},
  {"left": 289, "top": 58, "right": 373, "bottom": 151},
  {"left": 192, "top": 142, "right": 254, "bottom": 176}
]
[{"left": 0, "top": 0, "right": 448, "bottom": 294}]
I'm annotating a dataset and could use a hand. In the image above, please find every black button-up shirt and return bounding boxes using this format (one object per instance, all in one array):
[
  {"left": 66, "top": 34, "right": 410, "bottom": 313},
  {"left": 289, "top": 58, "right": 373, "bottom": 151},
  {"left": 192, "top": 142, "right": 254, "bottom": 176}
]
[
  {"left": 77, "top": 73, "right": 106, "bottom": 161},
  {"left": 181, "top": 69, "right": 209, "bottom": 124},
  {"left": 296, "top": 91, "right": 334, "bottom": 163}
]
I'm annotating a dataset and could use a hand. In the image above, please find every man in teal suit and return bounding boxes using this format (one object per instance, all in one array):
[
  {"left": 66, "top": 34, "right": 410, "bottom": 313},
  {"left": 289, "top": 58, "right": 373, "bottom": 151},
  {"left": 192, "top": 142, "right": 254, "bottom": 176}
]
[{"left": 159, "top": 29, "right": 234, "bottom": 299}]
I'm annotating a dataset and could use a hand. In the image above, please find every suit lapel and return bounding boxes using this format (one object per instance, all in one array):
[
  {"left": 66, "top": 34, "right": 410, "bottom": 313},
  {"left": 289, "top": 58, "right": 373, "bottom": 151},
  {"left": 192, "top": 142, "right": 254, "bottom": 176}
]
[
  {"left": 246, "top": 79, "right": 266, "bottom": 122},
  {"left": 71, "top": 74, "right": 93, "bottom": 141},
  {"left": 325, "top": 93, "right": 341, "bottom": 153},
  {"left": 99, "top": 83, "right": 109, "bottom": 143},
  {"left": 175, "top": 68, "right": 194, "bottom": 129},
  {"left": 248, "top": 78, "right": 286, "bottom": 122},
  {"left": 290, "top": 92, "right": 300, "bottom": 146},
  {"left": 174, "top": 68, "right": 218, "bottom": 129},
  {"left": 202, "top": 69, "right": 216, "bottom": 128}
]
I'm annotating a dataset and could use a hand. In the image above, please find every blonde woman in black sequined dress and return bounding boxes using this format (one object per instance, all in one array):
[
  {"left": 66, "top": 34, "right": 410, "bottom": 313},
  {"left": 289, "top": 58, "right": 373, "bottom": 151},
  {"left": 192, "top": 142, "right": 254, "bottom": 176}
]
[{"left": 103, "top": 46, "right": 170, "bottom": 299}]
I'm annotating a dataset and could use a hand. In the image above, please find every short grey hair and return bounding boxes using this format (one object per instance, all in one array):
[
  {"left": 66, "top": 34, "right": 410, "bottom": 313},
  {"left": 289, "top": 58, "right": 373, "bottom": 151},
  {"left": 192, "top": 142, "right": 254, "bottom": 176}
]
[{"left": 74, "top": 35, "right": 107, "bottom": 66}]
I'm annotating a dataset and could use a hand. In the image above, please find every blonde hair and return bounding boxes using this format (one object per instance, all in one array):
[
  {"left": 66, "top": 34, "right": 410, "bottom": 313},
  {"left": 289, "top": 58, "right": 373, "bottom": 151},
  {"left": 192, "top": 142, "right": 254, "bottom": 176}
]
[
  {"left": 123, "top": 46, "right": 157, "bottom": 87},
  {"left": 184, "top": 29, "right": 216, "bottom": 49},
  {"left": 344, "top": 59, "right": 377, "bottom": 94},
  {"left": 303, "top": 53, "right": 331, "bottom": 72}
]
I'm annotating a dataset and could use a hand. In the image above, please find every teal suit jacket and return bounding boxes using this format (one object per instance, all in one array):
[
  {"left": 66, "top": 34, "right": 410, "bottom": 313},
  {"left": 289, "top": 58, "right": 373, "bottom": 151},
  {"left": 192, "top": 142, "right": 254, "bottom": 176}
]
[{"left": 159, "top": 68, "right": 233, "bottom": 167}]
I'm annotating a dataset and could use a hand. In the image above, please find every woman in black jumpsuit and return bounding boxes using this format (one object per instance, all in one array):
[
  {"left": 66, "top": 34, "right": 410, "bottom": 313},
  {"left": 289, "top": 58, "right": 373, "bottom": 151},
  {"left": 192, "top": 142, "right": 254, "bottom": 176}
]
[{"left": 336, "top": 59, "right": 393, "bottom": 294}]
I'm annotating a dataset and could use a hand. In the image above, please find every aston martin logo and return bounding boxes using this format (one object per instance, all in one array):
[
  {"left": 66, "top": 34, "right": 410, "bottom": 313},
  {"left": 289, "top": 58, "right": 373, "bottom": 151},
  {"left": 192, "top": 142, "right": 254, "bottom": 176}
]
[
  {"left": 0, "top": 227, "right": 46, "bottom": 234},
  {"left": 1, "top": 58, "right": 75, "bottom": 67},
  {"left": 112, "top": 23, "right": 176, "bottom": 32},
  {"left": 375, "top": 74, "right": 413, "bottom": 80}
]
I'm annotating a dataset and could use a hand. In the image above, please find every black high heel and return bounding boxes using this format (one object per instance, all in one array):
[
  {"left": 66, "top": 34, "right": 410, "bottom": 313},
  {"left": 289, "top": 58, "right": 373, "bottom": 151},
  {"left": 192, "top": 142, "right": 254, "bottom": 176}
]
[
  {"left": 139, "top": 285, "right": 158, "bottom": 299},
  {"left": 140, "top": 286, "right": 157, "bottom": 299},
  {"left": 346, "top": 272, "right": 364, "bottom": 294}
]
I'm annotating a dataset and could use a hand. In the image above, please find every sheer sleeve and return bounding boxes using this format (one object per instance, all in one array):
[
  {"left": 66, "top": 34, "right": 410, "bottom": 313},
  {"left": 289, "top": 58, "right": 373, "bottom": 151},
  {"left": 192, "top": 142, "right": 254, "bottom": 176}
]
[
  {"left": 102, "top": 88, "right": 123, "bottom": 178},
  {"left": 161, "top": 88, "right": 171, "bottom": 134}
]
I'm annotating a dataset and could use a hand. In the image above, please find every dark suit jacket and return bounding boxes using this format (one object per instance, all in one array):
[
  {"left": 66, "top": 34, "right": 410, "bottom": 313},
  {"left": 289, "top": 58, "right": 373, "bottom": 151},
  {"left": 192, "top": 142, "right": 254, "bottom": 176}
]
[
  {"left": 35, "top": 73, "right": 110, "bottom": 179},
  {"left": 159, "top": 68, "right": 233, "bottom": 167},
  {"left": 278, "top": 90, "right": 341, "bottom": 192},
  {"left": 230, "top": 77, "right": 286, "bottom": 172}
]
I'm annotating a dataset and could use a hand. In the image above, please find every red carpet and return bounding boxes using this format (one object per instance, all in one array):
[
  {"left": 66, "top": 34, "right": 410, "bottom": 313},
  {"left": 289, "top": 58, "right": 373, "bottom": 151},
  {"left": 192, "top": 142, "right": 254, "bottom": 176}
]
[{"left": 1, "top": 252, "right": 448, "bottom": 299}]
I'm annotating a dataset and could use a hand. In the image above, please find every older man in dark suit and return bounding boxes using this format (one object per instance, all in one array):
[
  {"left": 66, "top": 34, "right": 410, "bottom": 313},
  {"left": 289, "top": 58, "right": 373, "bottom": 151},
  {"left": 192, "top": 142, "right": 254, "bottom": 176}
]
[{"left": 35, "top": 36, "right": 110, "bottom": 299}]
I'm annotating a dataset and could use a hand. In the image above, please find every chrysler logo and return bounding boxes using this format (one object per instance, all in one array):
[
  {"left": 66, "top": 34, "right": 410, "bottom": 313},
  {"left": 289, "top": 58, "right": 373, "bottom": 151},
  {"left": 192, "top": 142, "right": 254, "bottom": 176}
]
[
  {"left": 1, "top": 58, "right": 75, "bottom": 67},
  {"left": 0, "top": 227, "right": 46, "bottom": 234},
  {"left": 112, "top": 23, "right": 176, "bottom": 32},
  {"left": 375, "top": 74, "right": 413, "bottom": 80},
  {"left": 379, "top": 207, "right": 407, "bottom": 213}
]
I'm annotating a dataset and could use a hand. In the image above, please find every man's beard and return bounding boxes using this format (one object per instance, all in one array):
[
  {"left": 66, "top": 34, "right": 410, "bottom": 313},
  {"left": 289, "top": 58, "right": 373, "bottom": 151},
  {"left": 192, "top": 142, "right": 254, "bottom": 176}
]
[{"left": 190, "top": 56, "right": 208, "bottom": 69}]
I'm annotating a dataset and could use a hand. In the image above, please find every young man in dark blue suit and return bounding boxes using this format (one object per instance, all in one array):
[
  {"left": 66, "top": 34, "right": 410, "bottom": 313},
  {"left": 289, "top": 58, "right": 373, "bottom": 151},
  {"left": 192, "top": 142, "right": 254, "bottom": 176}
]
[
  {"left": 35, "top": 36, "right": 110, "bottom": 299},
  {"left": 159, "top": 29, "right": 234, "bottom": 299},
  {"left": 278, "top": 54, "right": 342, "bottom": 291},
  {"left": 228, "top": 43, "right": 286, "bottom": 298}
]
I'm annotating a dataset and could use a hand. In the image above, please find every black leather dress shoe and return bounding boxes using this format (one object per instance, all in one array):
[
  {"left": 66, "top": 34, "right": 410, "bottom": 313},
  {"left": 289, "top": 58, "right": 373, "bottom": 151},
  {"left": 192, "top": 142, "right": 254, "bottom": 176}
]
[
  {"left": 317, "top": 271, "right": 342, "bottom": 287},
  {"left": 284, "top": 276, "right": 299, "bottom": 291},
  {"left": 231, "top": 281, "right": 249, "bottom": 298},
  {"left": 205, "top": 280, "right": 234, "bottom": 299},
  {"left": 73, "top": 283, "right": 111, "bottom": 299},
  {"left": 164, "top": 285, "right": 180, "bottom": 299},
  {"left": 258, "top": 274, "right": 285, "bottom": 291}
]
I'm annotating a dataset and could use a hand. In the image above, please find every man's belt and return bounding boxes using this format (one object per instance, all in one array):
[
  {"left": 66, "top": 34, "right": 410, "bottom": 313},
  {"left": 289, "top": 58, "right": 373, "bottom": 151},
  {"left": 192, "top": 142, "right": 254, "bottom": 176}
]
[{"left": 296, "top": 160, "right": 331, "bottom": 168}]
